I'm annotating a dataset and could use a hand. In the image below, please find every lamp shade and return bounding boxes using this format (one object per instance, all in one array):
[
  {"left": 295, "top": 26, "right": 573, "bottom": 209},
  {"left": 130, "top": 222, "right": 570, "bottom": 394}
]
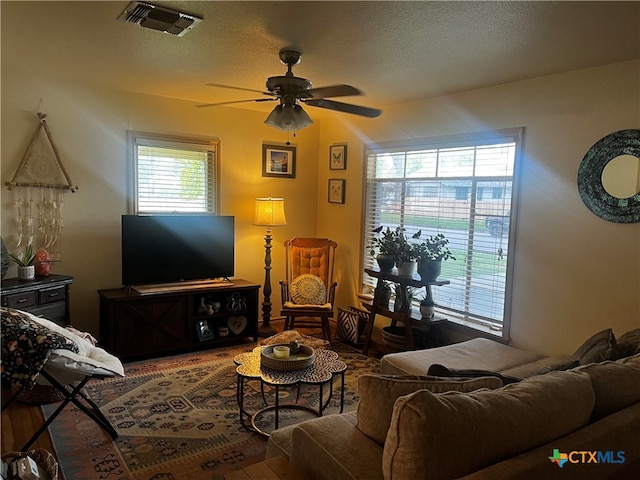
[
  {"left": 264, "top": 104, "right": 313, "bottom": 132},
  {"left": 254, "top": 197, "right": 287, "bottom": 227}
]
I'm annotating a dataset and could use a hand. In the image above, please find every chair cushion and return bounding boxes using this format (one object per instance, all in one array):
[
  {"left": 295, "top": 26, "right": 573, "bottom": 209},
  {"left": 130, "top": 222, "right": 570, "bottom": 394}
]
[
  {"left": 289, "top": 273, "right": 326, "bottom": 304},
  {"left": 282, "top": 301, "right": 332, "bottom": 310},
  {"left": 356, "top": 374, "right": 503, "bottom": 444}
]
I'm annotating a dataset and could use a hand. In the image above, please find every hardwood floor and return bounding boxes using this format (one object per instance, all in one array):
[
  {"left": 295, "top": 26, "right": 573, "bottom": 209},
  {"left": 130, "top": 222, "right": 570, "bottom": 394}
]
[
  {"left": 1, "top": 386, "right": 61, "bottom": 476},
  {"left": 0, "top": 319, "right": 383, "bottom": 478}
]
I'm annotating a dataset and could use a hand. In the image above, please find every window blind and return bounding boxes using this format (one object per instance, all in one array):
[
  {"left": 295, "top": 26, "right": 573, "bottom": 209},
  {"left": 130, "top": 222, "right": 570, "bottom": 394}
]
[
  {"left": 130, "top": 133, "right": 218, "bottom": 214},
  {"left": 363, "top": 129, "right": 522, "bottom": 335}
]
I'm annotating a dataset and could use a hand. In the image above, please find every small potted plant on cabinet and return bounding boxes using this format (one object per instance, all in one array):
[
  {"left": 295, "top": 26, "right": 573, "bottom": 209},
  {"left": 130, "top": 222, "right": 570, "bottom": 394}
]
[{"left": 10, "top": 244, "right": 36, "bottom": 280}]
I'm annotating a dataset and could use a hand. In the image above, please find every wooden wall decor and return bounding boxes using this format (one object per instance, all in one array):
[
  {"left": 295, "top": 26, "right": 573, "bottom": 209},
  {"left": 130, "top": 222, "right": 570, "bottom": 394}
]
[{"left": 5, "top": 111, "right": 78, "bottom": 259}]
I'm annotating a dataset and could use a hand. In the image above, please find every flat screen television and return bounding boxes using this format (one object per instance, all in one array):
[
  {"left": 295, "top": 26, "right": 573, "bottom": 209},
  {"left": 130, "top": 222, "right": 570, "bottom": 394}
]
[{"left": 121, "top": 215, "right": 235, "bottom": 286}]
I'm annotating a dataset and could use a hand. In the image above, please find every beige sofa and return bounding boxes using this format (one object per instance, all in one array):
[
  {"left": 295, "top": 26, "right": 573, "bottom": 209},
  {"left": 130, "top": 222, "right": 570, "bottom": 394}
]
[{"left": 266, "top": 330, "right": 640, "bottom": 480}]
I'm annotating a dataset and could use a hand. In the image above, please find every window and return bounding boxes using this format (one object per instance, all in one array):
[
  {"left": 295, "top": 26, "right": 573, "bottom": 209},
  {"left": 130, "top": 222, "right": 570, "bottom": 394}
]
[
  {"left": 363, "top": 128, "right": 523, "bottom": 339},
  {"left": 128, "top": 131, "right": 219, "bottom": 214}
]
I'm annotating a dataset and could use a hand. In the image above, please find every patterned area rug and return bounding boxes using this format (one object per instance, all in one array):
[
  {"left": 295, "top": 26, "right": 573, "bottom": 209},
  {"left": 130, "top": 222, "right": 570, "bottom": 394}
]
[{"left": 43, "top": 341, "right": 379, "bottom": 480}]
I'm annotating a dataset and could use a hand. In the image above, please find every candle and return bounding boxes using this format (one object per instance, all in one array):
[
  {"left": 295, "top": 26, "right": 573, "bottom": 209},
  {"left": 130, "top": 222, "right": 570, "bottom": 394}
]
[{"left": 273, "top": 345, "right": 290, "bottom": 359}]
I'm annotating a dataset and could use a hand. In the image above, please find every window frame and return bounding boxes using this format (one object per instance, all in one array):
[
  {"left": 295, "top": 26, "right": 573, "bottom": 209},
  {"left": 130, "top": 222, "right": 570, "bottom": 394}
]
[
  {"left": 127, "top": 131, "right": 220, "bottom": 215},
  {"left": 361, "top": 128, "right": 524, "bottom": 341}
]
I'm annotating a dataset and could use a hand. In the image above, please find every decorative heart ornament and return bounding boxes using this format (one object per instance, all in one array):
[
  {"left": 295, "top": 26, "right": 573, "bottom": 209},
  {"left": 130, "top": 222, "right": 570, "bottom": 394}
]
[{"left": 227, "top": 315, "right": 247, "bottom": 334}]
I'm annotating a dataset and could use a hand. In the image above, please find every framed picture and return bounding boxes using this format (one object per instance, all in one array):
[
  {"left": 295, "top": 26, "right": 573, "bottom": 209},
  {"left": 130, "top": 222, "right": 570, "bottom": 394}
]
[
  {"left": 329, "top": 144, "right": 347, "bottom": 170},
  {"left": 262, "top": 144, "right": 296, "bottom": 178},
  {"left": 196, "top": 319, "right": 214, "bottom": 341},
  {"left": 328, "top": 179, "right": 346, "bottom": 204}
]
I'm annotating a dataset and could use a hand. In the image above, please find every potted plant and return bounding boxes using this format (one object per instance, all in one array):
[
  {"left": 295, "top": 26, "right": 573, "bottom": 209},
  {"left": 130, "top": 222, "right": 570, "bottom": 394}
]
[
  {"left": 394, "top": 230, "right": 418, "bottom": 276},
  {"left": 412, "top": 233, "right": 456, "bottom": 281},
  {"left": 418, "top": 294, "right": 435, "bottom": 320},
  {"left": 374, "top": 280, "right": 393, "bottom": 308},
  {"left": 369, "top": 226, "right": 404, "bottom": 272},
  {"left": 393, "top": 284, "right": 417, "bottom": 313},
  {"left": 10, "top": 244, "right": 36, "bottom": 280}
]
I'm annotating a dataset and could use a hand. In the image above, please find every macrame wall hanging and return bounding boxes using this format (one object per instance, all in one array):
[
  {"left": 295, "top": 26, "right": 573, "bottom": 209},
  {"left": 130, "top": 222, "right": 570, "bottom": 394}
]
[{"left": 5, "top": 111, "right": 78, "bottom": 260}]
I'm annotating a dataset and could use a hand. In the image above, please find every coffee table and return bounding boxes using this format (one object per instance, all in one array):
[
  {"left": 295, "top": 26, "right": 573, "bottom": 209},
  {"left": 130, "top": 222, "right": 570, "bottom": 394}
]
[{"left": 234, "top": 346, "right": 347, "bottom": 437}]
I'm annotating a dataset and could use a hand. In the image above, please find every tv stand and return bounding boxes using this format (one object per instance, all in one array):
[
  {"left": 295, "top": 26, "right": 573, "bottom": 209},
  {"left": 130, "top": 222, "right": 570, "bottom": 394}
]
[{"left": 99, "top": 278, "right": 260, "bottom": 360}]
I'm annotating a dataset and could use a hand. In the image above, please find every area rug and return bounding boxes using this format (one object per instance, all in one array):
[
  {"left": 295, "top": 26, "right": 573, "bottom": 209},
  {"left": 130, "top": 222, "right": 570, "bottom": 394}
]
[{"left": 43, "top": 341, "right": 379, "bottom": 480}]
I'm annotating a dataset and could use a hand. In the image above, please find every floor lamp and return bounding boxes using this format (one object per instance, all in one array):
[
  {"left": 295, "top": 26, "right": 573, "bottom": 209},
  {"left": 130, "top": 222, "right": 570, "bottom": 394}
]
[{"left": 253, "top": 197, "right": 287, "bottom": 337}]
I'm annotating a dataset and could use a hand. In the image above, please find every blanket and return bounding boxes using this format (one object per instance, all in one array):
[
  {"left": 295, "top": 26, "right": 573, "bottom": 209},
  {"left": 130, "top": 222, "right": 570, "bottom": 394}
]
[{"left": 1, "top": 307, "right": 79, "bottom": 387}]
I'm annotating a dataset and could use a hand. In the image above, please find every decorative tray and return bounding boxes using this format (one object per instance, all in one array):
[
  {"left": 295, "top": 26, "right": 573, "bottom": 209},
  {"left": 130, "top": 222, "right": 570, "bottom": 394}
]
[{"left": 260, "top": 344, "right": 315, "bottom": 371}]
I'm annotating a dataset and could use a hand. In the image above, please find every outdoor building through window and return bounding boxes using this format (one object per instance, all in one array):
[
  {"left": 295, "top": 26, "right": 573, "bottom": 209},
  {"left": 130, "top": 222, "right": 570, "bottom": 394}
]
[
  {"left": 363, "top": 128, "right": 523, "bottom": 339},
  {"left": 128, "top": 132, "right": 219, "bottom": 214}
]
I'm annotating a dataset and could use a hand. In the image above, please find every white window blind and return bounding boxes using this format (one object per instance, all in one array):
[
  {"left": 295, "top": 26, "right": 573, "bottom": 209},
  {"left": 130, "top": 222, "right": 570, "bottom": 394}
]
[
  {"left": 363, "top": 129, "right": 523, "bottom": 337},
  {"left": 129, "top": 132, "right": 219, "bottom": 214}
]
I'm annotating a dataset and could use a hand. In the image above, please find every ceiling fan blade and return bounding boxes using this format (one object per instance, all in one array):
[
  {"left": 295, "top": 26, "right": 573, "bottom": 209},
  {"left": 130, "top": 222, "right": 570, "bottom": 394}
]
[
  {"left": 306, "top": 84, "right": 362, "bottom": 99},
  {"left": 196, "top": 98, "right": 277, "bottom": 108},
  {"left": 206, "top": 82, "right": 273, "bottom": 96},
  {"left": 304, "top": 99, "right": 382, "bottom": 118}
]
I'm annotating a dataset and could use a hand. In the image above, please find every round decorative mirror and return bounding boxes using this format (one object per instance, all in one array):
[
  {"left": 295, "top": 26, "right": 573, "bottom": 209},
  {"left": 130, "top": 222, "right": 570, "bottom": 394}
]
[{"left": 577, "top": 129, "right": 640, "bottom": 223}]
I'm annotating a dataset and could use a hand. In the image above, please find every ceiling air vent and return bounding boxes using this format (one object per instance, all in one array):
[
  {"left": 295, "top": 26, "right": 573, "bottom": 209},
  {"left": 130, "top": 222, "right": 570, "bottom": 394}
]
[{"left": 118, "top": 1, "right": 202, "bottom": 37}]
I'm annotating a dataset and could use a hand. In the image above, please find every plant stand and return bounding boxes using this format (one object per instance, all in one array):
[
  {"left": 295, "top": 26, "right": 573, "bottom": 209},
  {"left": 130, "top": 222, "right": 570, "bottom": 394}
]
[{"left": 361, "top": 268, "right": 449, "bottom": 355}]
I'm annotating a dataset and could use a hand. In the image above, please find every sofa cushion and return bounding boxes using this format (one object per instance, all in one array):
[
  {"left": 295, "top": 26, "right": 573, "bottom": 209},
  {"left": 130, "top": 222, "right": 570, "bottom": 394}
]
[
  {"left": 380, "top": 338, "right": 544, "bottom": 376},
  {"left": 501, "top": 354, "right": 577, "bottom": 378},
  {"left": 356, "top": 374, "right": 503, "bottom": 444},
  {"left": 571, "top": 328, "right": 617, "bottom": 365},
  {"left": 382, "top": 370, "right": 595, "bottom": 480},
  {"left": 290, "top": 413, "right": 384, "bottom": 480},
  {"left": 616, "top": 328, "right": 640, "bottom": 358},
  {"left": 458, "top": 402, "right": 640, "bottom": 480},
  {"left": 572, "top": 353, "right": 640, "bottom": 420}
]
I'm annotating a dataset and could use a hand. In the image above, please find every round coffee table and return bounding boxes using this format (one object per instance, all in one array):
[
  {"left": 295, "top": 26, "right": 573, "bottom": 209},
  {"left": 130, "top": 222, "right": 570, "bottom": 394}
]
[{"left": 234, "top": 346, "right": 347, "bottom": 437}]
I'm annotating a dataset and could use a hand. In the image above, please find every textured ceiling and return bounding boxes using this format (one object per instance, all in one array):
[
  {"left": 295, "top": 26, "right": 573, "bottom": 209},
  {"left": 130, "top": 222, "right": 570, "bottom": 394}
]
[{"left": 2, "top": 1, "right": 639, "bottom": 116}]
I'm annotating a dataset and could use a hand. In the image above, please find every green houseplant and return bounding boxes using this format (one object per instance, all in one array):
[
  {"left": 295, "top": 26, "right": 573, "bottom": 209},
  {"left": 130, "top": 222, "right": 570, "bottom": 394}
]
[
  {"left": 418, "top": 292, "right": 435, "bottom": 319},
  {"left": 412, "top": 233, "right": 455, "bottom": 281},
  {"left": 369, "top": 226, "right": 406, "bottom": 272},
  {"left": 10, "top": 243, "right": 36, "bottom": 280}
]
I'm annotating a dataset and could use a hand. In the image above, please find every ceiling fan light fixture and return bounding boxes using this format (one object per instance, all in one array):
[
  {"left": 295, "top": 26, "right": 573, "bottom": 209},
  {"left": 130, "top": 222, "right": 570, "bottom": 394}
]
[{"left": 264, "top": 104, "right": 313, "bottom": 132}]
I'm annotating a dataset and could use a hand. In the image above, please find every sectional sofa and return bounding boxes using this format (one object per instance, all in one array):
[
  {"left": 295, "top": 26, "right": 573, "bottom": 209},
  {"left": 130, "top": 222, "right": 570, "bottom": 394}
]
[{"left": 266, "top": 329, "right": 640, "bottom": 479}]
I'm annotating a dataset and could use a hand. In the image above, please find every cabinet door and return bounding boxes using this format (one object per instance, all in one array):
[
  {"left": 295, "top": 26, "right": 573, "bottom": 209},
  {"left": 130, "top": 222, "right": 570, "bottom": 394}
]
[{"left": 113, "top": 296, "right": 191, "bottom": 358}]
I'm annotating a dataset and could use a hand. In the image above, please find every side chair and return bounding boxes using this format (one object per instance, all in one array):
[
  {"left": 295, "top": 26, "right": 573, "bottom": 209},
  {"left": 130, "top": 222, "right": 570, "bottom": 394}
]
[{"left": 279, "top": 237, "right": 337, "bottom": 341}]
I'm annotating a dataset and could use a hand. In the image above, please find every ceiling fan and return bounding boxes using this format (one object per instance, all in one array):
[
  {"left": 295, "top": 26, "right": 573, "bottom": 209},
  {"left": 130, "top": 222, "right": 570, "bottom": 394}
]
[{"left": 197, "top": 49, "right": 382, "bottom": 132}]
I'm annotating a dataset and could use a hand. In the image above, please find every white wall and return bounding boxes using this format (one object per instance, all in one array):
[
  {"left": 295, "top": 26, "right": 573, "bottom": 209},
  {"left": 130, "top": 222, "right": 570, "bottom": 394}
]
[
  {"left": 318, "top": 60, "right": 640, "bottom": 355},
  {"left": 3, "top": 61, "right": 638, "bottom": 356},
  {"left": 1, "top": 75, "right": 321, "bottom": 334}
]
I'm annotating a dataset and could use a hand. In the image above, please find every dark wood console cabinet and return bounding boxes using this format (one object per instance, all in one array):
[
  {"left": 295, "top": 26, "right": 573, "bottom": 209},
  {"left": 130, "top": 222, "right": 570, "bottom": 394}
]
[
  {"left": 1, "top": 274, "right": 73, "bottom": 326},
  {"left": 98, "top": 279, "right": 260, "bottom": 361}
]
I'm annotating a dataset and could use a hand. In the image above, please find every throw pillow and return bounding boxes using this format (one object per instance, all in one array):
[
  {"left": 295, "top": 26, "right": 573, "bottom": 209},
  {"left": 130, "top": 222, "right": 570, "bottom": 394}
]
[
  {"left": 289, "top": 273, "right": 326, "bottom": 305},
  {"left": 616, "top": 328, "right": 640, "bottom": 358},
  {"left": 382, "top": 370, "right": 595, "bottom": 480},
  {"left": 355, "top": 374, "right": 503, "bottom": 445},
  {"left": 573, "top": 354, "right": 640, "bottom": 420},
  {"left": 427, "top": 363, "right": 521, "bottom": 385},
  {"left": 572, "top": 328, "right": 617, "bottom": 365},
  {"left": 335, "top": 306, "right": 368, "bottom": 346}
]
